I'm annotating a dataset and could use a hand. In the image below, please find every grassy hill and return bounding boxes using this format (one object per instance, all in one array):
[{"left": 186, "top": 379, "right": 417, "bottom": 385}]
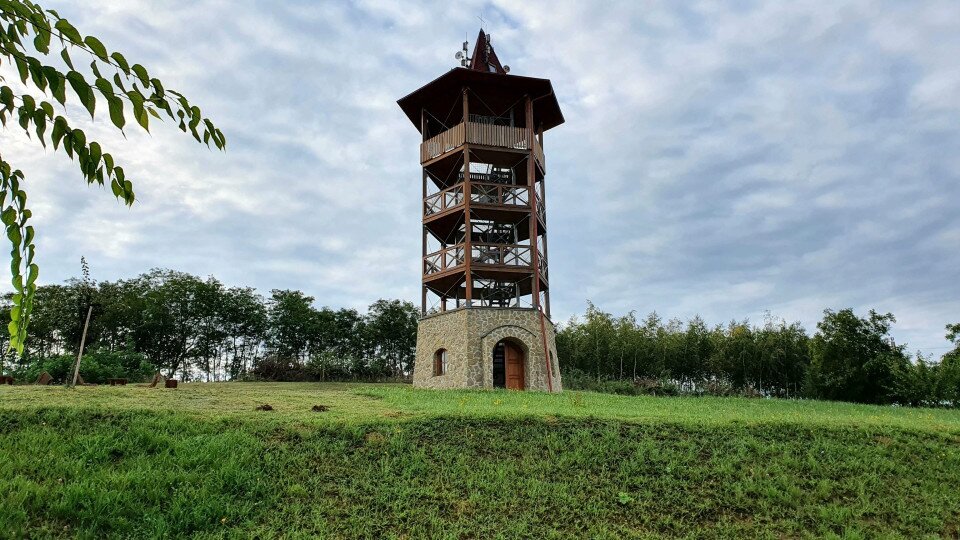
[{"left": 1, "top": 383, "right": 959, "bottom": 538}]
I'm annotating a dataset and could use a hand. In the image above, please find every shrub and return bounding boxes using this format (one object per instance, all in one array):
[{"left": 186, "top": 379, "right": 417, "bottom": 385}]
[{"left": 16, "top": 348, "right": 154, "bottom": 384}]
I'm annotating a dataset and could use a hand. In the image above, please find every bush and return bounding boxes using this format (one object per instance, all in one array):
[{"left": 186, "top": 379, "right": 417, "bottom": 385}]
[
  {"left": 16, "top": 348, "right": 154, "bottom": 384},
  {"left": 250, "top": 355, "right": 309, "bottom": 381}
]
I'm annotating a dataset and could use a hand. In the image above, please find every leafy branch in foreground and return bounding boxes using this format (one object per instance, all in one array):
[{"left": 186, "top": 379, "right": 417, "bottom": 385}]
[{"left": 0, "top": 0, "right": 225, "bottom": 354}]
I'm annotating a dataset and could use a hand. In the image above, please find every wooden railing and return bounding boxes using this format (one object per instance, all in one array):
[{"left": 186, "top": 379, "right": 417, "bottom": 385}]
[
  {"left": 424, "top": 242, "right": 534, "bottom": 276},
  {"left": 424, "top": 245, "right": 465, "bottom": 276},
  {"left": 470, "top": 243, "right": 532, "bottom": 267},
  {"left": 424, "top": 184, "right": 464, "bottom": 216},
  {"left": 465, "top": 122, "right": 528, "bottom": 151},
  {"left": 421, "top": 123, "right": 465, "bottom": 163},
  {"left": 470, "top": 183, "right": 529, "bottom": 207},
  {"left": 421, "top": 122, "right": 542, "bottom": 164},
  {"left": 424, "top": 182, "right": 529, "bottom": 217}
]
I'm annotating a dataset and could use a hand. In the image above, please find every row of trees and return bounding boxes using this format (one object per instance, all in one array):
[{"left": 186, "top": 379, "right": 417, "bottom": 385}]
[
  {"left": 557, "top": 303, "right": 960, "bottom": 406},
  {"left": 0, "top": 268, "right": 418, "bottom": 383},
  {"left": 4, "top": 266, "right": 958, "bottom": 407}
]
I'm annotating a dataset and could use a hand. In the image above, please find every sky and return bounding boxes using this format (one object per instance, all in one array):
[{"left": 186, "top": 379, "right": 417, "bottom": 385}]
[{"left": 1, "top": 0, "right": 958, "bottom": 355}]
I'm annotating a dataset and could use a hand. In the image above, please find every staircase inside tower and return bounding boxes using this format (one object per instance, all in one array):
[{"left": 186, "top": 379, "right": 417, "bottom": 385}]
[{"left": 460, "top": 162, "right": 515, "bottom": 185}]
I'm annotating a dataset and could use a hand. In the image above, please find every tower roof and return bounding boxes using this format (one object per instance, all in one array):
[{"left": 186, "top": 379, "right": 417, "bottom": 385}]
[
  {"left": 397, "top": 30, "right": 565, "bottom": 133},
  {"left": 468, "top": 29, "right": 506, "bottom": 74}
]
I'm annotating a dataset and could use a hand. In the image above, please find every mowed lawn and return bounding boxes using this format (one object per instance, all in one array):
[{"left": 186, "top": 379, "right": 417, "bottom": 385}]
[{"left": 1, "top": 383, "right": 959, "bottom": 538}]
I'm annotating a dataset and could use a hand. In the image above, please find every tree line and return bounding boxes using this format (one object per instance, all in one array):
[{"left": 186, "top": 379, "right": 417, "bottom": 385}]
[
  {"left": 0, "top": 268, "right": 418, "bottom": 383},
  {"left": 3, "top": 267, "right": 959, "bottom": 408},
  {"left": 557, "top": 302, "right": 960, "bottom": 406}
]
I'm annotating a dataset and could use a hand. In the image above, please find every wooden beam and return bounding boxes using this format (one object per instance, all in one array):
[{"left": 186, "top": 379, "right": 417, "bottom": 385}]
[{"left": 462, "top": 88, "right": 473, "bottom": 307}]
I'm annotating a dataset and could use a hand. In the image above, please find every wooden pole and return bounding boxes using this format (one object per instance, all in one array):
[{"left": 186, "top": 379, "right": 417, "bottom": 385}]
[
  {"left": 462, "top": 88, "right": 473, "bottom": 308},
  {"left": 70, "top": 305, "right": 93, "bottom": 388}
]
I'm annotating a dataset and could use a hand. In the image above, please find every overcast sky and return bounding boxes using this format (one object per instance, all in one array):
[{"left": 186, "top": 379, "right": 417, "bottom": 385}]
[{"left": 2, "top": 0, "right": 958, "bottom": 355}]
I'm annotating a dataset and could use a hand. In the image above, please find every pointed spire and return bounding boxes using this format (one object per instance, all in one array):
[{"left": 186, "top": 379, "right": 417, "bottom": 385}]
[{"left": 467, "top": 29, "right": 507, "bottom": 74}]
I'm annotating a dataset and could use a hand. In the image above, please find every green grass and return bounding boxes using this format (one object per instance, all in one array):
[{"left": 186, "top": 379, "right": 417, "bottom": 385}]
[{"left": 1, "top": 383, "right": 959, "bottom": 538}]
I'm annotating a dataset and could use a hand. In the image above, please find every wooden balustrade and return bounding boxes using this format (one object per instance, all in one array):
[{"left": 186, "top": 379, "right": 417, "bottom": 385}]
[
  {"left": 421, "top": 122, "right": 543, "bottom": 164},
  {"left": 424, "top": 182, "right": 529, "bottom": 216},
  {"left": 465, "top": 122, "right": 528, "bottom": 151},
  {"left": 421, "top": 123, "right": 465, "bottom": 163},
  {"left": 424, "top": 245, "right": 464, "bottom": 275},
  {"left": 424, "top": 242, "right": 534, "bottom": 276}
]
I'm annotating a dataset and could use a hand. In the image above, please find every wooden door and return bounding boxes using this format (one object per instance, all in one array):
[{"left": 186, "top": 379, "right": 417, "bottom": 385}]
[{"left": 504, "top": 341, "right": 525, "bottom": 390}]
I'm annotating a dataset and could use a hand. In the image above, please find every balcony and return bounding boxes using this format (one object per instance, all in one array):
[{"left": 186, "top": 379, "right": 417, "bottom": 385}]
[
  {"left": 421, "top": 121, "right": 545, "bottom": 169},
  {"left": 424, "top": 181, "right": 531, "bottom": 217},
  {"left": 423, "top": 242, "right": 546, "bottom": 281}
]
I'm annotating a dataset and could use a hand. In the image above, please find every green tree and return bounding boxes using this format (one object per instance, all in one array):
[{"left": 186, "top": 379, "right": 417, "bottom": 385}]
[
  {"left": 0, "top": 1, "right": 224, "bottom": 353},
  {"left": 365, "top": 299, "right": 418, "bottom": 377},
  {"left": 806, "top": 309, "right": 910, "bottom": 404},
  {"left": 266, "top": 289, "right": 316, "bottom": 365},
  {"left": 938, "top": 324, "right": 960, "bottom": 405}
]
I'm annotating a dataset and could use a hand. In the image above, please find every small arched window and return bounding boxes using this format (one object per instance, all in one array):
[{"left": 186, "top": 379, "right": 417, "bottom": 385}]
[
  {"left": 549, "top": 351, "right": 557, "bottom": 378},
  {"left": 434, "top": 349, "right": 448, "bottom": 376}
]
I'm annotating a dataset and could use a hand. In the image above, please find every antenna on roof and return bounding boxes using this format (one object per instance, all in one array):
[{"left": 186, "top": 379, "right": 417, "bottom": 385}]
[{"left": 454, "top": 39, "right": 469, "bottom": 67}]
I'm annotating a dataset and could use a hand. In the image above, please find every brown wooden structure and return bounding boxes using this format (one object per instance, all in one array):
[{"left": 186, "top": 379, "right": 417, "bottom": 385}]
[
  {"left": 398, "top": 29, "right": 562, "bottom": 318},
  {"left": 399, "top": 30, "right": 564, "bottom": 392}
]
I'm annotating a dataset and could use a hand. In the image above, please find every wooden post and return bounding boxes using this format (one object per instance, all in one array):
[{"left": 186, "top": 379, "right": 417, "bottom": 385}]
[
  {"left": 70, "top": 305, "right": 93, "bottom": 388},
  {"left": 525, "top": 96, "right": 540, "bottom": 311},
  {"left": 462, "top": 88, "right": 473, "bottom": 307},
  {"left": 421, "top": 109, "right": 428, "bottom": 316},
  {"left": 536, "top": 122, "right": 551, "bottom": 320},
  {"left": 525, "top": 96, "right": 553, "bottom": 392}
]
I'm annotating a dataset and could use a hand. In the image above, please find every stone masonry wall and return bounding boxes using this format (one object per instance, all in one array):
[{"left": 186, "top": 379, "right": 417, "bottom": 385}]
[{"left": 413, "top": 307, "right": 562, "bottom": 392}]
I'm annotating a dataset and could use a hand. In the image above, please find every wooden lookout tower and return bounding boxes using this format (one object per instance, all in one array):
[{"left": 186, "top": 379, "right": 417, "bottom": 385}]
[{"left": 397, "top": 30, "right": 564, "bottom": 391}]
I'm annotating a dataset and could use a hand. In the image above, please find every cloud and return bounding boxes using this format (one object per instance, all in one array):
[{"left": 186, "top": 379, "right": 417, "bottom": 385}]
[{"left": 0, "top": 0, "right": 957, "bottom": 353}]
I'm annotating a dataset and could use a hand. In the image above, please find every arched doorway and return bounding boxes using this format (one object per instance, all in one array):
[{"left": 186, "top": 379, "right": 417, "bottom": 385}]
[{"left": 493, "top": 339, "right": 525, "bottom": 390}]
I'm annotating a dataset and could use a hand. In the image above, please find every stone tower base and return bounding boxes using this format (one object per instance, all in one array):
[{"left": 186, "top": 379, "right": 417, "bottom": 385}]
[{"left": 413, "top": 307, "right": 562, "bottom": 392}]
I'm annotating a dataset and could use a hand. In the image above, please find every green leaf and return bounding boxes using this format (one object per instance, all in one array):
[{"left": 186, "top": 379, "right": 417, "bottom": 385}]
[
  {"left": 0, "top": 86, "right": 13, "bottom": 110},
  {"left": 54, "top": 19, "right": 82, "bottom": 43},
  {"left": 113, "top": 73, "right": 126, "bottom": 92},
  {"left": 94, "top": 77, "right": 113, "bottom": 99},
  {"left": 7, "top": 226, "right": 21, "bottom": 246},
  {"left": 150, "top": 78, "right": 164, "bottom": 98},
  {"left": 83, "top": 35, "right": 108, "bottom": 60},
  {"left": 131, "top": 63, "right": 149, "bottom": 87},
  {"left": 26, "top": 263, "right": 38, "bottom": 286},
  {"left": 13, "top": 55, "right": 28, "bottom": 83},
  {"left": 33, "top": 30, "right": 49, "bottom": 54},
  {"left": 51, "top": 116, "right": 67, "bottom": 150},
  {"left": 24, "top": 225, "right": 34, "bottom": 246},
  {"left": 110, "top": 51, "right": 129, "bottom": 74},
  {"left": 66, "top": 71, "right": 95, "bottom": 119},
  {"left": 27, "top": 57, "right": 46, "bottom": 91},
  {"left": 1, "top": 207, "right": 15, "bottom": 225},
  {"left": 88, "top": 141, "right": 101, "bottom": 167},
  {"left": 60, "top": 47, "right": 74, "bottom": 70},
  {"left": 70, "top": 128, "right": 86, "bottom": 148},
  {"left": 44, "top": 67, "right": 66, "bottom": 105},
  {"left": 134, "top": 103, "right": 148, "bottom": 132},
  {"left": 107, "top": 96, "right": 124, "bottom": 130},
  {"left": 110, "top": 177, "right": 123, "bottom": 198},
  {"left": 102, "top": 152, "right": 113, "bottom": 175},
  {"left": 32, "top": 109, "right": 46, "bottom": 145}
]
